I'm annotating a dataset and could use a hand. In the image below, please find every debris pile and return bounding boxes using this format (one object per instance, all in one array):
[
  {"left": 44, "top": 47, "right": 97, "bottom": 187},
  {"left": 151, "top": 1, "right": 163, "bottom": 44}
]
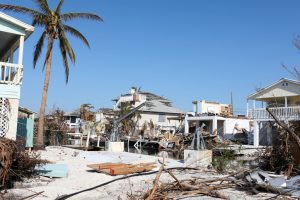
[
  {"left": 142, "top": 164, "right": 300, "bottom": 200},
  {"left": 0, "top": 138, "right": 46, "bottom": 188},
  {"left": 258, "top": 108, "right": 300, "bottom": 175}
]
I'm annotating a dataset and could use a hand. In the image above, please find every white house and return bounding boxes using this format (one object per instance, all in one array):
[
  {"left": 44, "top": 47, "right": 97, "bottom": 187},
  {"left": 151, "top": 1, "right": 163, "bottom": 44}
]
[
  {"left": 247, "top": 78, "right": 300, "bottom": 147},
  {"left": 185, "top": 100, "right": 251, "bottom": 142},
  {"left": 113, "top": 87, "right": 185, "bottom": 135},
  {"left": 63, "top": 110, "right": 81, "bottom": 129},
  {"left": 0, "top": 12, "right": 34, "bottom": 139}
]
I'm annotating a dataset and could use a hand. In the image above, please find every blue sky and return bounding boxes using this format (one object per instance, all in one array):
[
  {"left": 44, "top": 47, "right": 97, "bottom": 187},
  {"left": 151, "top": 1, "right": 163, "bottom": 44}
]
[{"left": 2, "top": 0, "right": 300, "bottom": 114}]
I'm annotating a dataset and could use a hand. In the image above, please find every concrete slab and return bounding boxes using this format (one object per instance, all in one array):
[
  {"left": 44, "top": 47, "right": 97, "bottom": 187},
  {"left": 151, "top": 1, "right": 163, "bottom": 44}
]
[
  {"left": 105, "top": 141, "right": 124, "bottom": 152},
  {"left": 184, "top": 150, "right": 212, "bottom": 167}
]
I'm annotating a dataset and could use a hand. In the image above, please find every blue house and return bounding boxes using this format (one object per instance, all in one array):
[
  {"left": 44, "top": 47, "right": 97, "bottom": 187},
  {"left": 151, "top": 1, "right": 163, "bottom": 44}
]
[{"left": 0, "top": 12, "right": 34, "bottom": 140}]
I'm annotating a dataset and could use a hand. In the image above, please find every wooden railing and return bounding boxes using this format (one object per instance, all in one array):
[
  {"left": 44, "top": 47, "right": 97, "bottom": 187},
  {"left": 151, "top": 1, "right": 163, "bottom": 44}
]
[
  {"left": 248, "top": 106, "right": 300, "bottom": 120},
  {"left": 0, "top": 62, "right": 23, "bottom": 85}
]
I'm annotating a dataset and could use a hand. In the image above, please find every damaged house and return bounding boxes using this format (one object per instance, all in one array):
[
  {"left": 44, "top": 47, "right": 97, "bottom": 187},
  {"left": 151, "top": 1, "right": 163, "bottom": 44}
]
[
  {"left": 247, "top": 78, "right": 300, "bottom": 147},
  {"left": 0, "top": 12, "right": 34, "bottom": 140},
  {"left": 112, "top": 87, "right": 185, "bottom": 137},
  {"left": 185, "top": 100, "right": 252, "bottom": 144}
]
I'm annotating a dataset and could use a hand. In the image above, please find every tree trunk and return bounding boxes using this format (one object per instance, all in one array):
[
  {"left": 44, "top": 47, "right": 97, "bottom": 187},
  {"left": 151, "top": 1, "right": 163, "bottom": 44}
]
[{"left": 36, "top": 38, "right": 53, "bottom": 147}]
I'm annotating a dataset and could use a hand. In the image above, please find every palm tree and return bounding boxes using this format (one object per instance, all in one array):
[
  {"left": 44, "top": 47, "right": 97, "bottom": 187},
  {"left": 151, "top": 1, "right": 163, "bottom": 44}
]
[{"left": 0, "top": 0, "right": 102, "bottom": 146}]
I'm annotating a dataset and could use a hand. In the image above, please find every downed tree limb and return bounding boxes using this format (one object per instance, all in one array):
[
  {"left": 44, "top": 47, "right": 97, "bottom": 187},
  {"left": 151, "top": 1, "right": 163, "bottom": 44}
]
[
  {"left": 56, "top": 167, "right": 201, "bottom": 200},
  {"left": 146, "top": 159, "right": 164, "bottom": 200},
  {"left": 266, "top": 107, "right": 300, "bottom": 149}
]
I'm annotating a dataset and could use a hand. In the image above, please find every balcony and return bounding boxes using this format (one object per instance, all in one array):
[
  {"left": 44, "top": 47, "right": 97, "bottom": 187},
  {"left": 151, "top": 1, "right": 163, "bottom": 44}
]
[
  {"left": 248, "top": 106, "right": 300, "bottom": 120},
  {"left": 0, "top": 62, "right": 22, "bottom": 85}
]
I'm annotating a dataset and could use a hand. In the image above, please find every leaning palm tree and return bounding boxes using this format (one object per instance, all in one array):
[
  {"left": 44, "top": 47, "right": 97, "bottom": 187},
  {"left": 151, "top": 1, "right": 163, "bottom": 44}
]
[{"left": 0, "top": 0, "right": 102, "bottom": 146}]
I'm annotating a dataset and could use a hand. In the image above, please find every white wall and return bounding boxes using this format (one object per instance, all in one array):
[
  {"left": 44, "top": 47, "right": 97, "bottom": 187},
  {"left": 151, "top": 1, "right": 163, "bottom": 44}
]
[
  {"left": 138, "top": 112, "right": 182, "bottom": 130},
  {"left": 224, "top": 118, "right": 251, "bottom": 135}
]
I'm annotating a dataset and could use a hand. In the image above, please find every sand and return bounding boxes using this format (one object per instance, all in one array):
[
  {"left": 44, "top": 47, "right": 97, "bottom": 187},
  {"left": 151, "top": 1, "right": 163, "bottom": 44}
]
[{"left": 4, "top": 146, "right": 276, "bottom": 200}]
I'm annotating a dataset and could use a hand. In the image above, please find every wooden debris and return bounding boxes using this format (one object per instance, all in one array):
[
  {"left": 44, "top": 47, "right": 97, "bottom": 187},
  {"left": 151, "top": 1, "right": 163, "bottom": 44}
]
[{"left": 87, "top": 162, "right": 156, "bottom": 176}]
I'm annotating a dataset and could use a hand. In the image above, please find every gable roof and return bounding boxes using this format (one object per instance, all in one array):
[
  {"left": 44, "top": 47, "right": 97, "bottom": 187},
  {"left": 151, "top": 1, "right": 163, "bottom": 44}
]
[
  {"left": 247, "top": 78, "right": 300, "bottom": 100},
  {"left": 114, "top": 89, "right": 185, "bottom": 114},
  {"left": 141, "top": 99, "right": 185, "bottom": 114}
]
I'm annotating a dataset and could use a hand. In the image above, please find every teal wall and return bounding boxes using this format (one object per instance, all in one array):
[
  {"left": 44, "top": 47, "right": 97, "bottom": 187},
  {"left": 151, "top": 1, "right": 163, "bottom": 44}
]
[{"left": 17, "top": 118, "right": 34, "bottom": 148}]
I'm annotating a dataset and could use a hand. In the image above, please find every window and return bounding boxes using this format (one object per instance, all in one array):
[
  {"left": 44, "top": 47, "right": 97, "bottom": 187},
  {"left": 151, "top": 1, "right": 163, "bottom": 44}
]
[
  {"left": 70, "top": 116, "right": 76, "bottom": 123},
  {"left": 282, "top": 82, "right": 288, "bottom": 87},
  {"left": 158, "top": 114, "right": 166, "bottom": 122}
]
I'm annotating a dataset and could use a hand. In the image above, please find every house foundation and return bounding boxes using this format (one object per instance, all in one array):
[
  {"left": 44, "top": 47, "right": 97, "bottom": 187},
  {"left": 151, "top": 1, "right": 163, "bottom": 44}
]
[
  {"left": 184, "top": 150, "right": 212, "bottom": 167},
  {"left": 105, "top": 141, "right": 125, "bottom": 152}
]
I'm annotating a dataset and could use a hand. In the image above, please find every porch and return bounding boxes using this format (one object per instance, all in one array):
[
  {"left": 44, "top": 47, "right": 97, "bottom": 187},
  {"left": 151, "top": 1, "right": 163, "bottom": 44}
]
[{"left": 248, "top": 106, "right": 300, "bottom": 121}]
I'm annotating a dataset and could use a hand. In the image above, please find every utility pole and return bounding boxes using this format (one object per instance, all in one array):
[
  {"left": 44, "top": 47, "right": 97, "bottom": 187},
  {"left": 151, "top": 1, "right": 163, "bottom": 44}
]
[{"left": 231, "top": 91, "right": 234, "bottom": 116}]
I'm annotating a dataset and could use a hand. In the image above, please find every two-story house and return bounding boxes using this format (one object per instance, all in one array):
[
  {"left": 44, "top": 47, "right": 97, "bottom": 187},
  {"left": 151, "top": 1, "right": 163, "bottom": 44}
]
[
  {"left": 0, "top": 12, "right": 34, "bottom": 139},
  {"left": 113, "top": 87, "right": 185, "bottom": 136},
  {"left": 247, "top": 78, "right": 300, "bottom": 146}
]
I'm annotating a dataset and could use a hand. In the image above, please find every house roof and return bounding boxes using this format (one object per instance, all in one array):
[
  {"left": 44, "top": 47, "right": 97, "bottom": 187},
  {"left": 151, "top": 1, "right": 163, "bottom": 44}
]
[
  {"left": 114, "top": 89, "right": 185, "bottom": 114},
  {"left": 0, "top": 12, "right": 34, "bottom": 34},
  {"left": 19, "top": 106, "right": 36, "bottom": 115},
  {"left": 247, "top": 78, "right": 300, "bottom": 100},
  {"left": 141, "top": 99, "right": 185, "bottom": 114},
  {"left": 64, "top": 109, "right": 81, "bottom": 117}
]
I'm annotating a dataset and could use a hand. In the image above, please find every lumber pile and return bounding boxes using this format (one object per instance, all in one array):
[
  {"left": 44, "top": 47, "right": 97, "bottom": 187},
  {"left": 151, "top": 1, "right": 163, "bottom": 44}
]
[{"left": 87, "top": 162, "right": 156, "bottom": 176}]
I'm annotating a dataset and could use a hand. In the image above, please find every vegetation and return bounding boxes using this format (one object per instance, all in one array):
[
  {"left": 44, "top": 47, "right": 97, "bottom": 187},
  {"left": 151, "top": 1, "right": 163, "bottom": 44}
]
[{"left": 0, "top": 0, "right": 102, "bottom": 147}]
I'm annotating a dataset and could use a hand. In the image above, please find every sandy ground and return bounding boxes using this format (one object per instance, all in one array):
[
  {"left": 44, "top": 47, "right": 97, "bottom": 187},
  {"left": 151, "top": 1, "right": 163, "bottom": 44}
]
[{"left": 3, "top": 146, "right": 280, "bottom": 200}]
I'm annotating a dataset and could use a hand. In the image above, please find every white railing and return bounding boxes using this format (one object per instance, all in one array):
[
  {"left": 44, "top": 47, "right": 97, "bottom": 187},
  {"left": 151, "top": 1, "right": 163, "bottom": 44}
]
[
  {"left": 248, "top": 106, "right": 300, "bottom": 120},
  {"left": 0, "top": 62, "right": 23, "bottom": 85}
]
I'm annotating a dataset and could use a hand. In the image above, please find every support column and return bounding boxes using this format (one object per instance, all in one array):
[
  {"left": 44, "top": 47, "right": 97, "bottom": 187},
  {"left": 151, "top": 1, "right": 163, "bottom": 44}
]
[
  {"left": 285, "top": 96, "right": 287, "bottom": 108},
  {"left": 212, "top": 117, "right": 217, "bottom": 135},
  {"left": 253, "top": 100, "right": 256, "bottom": 109},
  {"left": 184, "top": 117, "right": 189, "bottom": 134},
  {"left": 18, "top": 36, "right": 24, "bottom": 65},
  {"left": 253, "top": 120, "right": 259, "bottom": 147},
  {"left": 17, "top": 36, "right": 24, "bottom": 84},
  {"left": 246, "top": 100, "right": 249, "bottom": 117}
]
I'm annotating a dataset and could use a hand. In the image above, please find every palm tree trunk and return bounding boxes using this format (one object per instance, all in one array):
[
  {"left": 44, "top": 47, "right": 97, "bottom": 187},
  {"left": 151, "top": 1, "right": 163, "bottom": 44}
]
[{"left": 36, "top": 38, "right": 53, "bottom": 147}]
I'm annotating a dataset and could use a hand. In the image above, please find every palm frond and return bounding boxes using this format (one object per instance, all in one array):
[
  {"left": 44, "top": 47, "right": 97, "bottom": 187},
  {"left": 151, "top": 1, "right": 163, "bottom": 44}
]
[
  {"left": 59, "top": 30, "right": 76, "bottom": 64},
  {"left": 63, "top": 25, "right": 90, "bottom": 48},
  {"left": 0, "top": 4, "right": 43, "bottom": 16},
  {"left": 55, "top": 0, "right": 65, "bottom": 14},
  {"left": 60, "top": 12, "right": 103, "bottom": 22},
  {"left": 59, "top": 37, "right": 69, "bottom": 83},
  {"left": 32, "top": 14, "right": 47, "bottom": 26},
  {"left": 33, "top": 31, "right": 47, "bottom": 68},
  {"left": 35, "top": 0, "right": 50, "bottom": 14}
]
